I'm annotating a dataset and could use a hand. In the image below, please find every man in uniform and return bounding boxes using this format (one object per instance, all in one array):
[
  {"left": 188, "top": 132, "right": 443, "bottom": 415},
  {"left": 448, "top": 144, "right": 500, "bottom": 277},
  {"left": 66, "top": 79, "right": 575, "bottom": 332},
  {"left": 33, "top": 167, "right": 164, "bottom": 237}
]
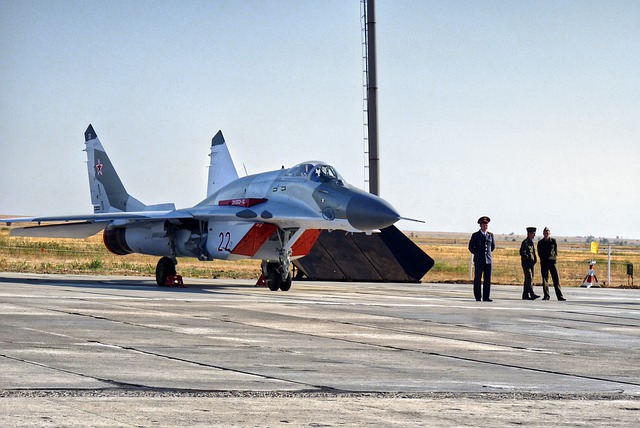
[
  {"left": 537, "top": 227, "right": 566, "bottom": 301},
  {"left": 468, "top": 216, "right": 496, "bottom": 302},
  {"left": 520, "top": 227, "right": 540, "bottom": 300}
]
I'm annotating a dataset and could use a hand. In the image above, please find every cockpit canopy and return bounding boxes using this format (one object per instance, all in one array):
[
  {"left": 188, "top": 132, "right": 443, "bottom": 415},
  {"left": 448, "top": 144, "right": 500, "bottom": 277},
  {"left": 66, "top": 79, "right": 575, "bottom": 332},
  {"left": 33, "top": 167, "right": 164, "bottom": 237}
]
[{"left": 284, "top": 162, "right": 344, "bottom": 184}]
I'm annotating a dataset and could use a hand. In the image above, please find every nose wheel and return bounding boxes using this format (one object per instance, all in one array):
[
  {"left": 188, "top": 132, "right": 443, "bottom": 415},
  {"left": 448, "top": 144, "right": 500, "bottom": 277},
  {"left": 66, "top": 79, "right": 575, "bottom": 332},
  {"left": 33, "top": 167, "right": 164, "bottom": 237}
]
[{"left": 264, "top": 261, "right": 292, "bottom": 291}]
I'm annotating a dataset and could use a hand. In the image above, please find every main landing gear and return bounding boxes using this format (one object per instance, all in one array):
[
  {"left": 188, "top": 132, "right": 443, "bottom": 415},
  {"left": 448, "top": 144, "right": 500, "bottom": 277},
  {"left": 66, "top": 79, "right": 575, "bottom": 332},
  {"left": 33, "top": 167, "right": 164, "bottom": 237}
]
[{"left": 156, "top": 256, "right": 179, "bottom": 286}]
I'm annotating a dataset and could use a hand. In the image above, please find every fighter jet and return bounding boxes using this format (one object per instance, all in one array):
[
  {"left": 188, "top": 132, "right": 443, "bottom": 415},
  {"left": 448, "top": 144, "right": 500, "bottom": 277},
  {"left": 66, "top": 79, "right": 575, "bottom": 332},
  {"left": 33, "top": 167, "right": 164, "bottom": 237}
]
[{"left": 4, "top": 125, "right": 404, "bottom": 290}]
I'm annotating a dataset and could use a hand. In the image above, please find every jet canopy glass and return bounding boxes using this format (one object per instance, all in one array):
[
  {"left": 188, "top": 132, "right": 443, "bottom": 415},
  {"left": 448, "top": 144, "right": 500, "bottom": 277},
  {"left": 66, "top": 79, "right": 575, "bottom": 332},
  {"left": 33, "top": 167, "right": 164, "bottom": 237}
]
[{"left": 285, "top": 162, "right": 344, "bottom": 184}]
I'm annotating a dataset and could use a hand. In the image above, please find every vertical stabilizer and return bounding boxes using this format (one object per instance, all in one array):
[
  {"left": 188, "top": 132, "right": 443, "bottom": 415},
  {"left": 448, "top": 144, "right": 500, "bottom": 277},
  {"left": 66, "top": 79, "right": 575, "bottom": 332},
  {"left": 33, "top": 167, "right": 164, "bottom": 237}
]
[
  {"left": 207, "top": 130, "right": 239, "bottom": 197},
  {"left": 84, "top": 124, "right": 146, "bottom": 213}
]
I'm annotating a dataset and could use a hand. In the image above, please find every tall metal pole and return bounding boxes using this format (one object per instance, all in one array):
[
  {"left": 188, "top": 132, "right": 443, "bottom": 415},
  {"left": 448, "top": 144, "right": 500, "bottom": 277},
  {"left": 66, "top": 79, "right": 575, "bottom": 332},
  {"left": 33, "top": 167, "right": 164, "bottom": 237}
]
[{"left": 366, "top": 0, "right": 380, "bottom": 196}]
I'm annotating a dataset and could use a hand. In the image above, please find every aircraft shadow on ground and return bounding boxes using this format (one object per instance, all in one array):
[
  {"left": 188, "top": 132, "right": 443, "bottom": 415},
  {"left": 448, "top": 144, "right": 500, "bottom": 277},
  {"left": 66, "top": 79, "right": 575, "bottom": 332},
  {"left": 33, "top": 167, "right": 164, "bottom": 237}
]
[{"left": 0, "top": 274, "right": 262, "bottom": 295}]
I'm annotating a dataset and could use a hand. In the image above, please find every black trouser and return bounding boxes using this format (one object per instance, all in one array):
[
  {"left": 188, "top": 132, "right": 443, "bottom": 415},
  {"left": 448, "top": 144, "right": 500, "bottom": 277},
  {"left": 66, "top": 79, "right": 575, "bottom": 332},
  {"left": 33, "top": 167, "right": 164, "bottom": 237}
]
[
  {"left": 522, "top": 264, "right": 536, "bottom": 298},
  {"left": 540, "top": 260, "right": 563, "bottom": 299},
  {"left": 474, "top": 263, "right": 492, "bottom": 301}
]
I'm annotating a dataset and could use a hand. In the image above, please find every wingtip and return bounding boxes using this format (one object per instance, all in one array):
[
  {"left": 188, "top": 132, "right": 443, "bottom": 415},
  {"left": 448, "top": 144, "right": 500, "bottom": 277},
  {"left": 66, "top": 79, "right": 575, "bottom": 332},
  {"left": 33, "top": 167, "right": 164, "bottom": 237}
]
[
  {"left": 211, "top": 130, "right": 225, "bottom": 147},
  {"left": 84, "top": 124, "right": 96, "bottom": 142}
]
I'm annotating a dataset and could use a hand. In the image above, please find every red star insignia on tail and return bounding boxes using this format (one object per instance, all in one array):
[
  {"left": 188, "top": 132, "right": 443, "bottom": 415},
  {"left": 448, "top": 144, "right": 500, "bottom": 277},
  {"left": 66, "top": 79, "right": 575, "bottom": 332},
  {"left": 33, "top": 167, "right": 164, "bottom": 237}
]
[{"left": 96, "top": 159, "right": 103, "bottom": 175}]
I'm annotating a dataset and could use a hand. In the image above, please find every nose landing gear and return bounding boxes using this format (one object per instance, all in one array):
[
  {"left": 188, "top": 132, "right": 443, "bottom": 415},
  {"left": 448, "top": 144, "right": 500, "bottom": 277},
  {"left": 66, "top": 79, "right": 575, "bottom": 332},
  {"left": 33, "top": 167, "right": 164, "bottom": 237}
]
[{"left": 262, "top": 260, "right": 292, "bottom": 291}]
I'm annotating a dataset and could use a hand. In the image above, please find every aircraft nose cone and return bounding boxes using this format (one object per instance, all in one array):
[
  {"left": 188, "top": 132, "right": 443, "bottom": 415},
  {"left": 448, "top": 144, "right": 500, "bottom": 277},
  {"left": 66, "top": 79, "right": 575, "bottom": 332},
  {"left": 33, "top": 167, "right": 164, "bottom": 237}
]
[{"left": 346, "top": 192, "right": 400, "bottom": 231}]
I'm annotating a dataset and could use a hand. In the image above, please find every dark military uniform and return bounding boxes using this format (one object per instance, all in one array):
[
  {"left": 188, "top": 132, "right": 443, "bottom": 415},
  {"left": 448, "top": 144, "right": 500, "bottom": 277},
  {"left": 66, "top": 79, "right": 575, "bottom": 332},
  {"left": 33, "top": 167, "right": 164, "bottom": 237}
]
[
  {"left": 537, "top": 233, "right": 565, "bottom": 300},
  {"left": 519, "top": 228, "right": 539, "bottom": 300},
  {"left": 468, "top": 216, "right": 495, "bottom": 301}
]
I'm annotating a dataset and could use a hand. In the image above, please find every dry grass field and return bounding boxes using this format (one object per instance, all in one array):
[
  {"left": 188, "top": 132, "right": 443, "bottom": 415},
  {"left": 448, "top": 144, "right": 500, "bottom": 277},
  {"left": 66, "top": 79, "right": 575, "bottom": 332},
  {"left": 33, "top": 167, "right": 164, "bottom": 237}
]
[
  {"left": 0, "top": 227, "right": 261, "bottom": 280},
  {"left": 1, "top": 227, "right": 639, "bottom": 288},
  {"left": 411, "top": 231, "right": 640, "bottom": 288}
]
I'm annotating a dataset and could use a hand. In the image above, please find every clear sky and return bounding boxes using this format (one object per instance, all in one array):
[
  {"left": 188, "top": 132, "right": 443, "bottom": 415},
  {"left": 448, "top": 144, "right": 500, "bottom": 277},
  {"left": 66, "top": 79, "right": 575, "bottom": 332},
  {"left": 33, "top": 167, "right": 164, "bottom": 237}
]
[{"left": 1, "top": 0, "right": 638, "bottom": 239}]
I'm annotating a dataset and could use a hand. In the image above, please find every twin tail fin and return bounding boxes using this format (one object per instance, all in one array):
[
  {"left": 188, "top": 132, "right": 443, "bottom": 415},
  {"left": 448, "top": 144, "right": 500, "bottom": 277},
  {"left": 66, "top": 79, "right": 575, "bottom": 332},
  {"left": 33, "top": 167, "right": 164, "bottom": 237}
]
[
  {"left": 207, "top": 130, "right": 239, "bottom": 197},
  {"left": 84, "top": 125, "right": 175, "bottom": 213}
]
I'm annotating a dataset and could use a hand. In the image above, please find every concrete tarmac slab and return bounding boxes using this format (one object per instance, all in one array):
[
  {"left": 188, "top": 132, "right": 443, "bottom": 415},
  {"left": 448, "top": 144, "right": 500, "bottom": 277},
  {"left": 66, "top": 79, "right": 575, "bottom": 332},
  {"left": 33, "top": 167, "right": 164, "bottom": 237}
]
[{"left": 1, "top": 272, "right": 639, "bottom": 426}]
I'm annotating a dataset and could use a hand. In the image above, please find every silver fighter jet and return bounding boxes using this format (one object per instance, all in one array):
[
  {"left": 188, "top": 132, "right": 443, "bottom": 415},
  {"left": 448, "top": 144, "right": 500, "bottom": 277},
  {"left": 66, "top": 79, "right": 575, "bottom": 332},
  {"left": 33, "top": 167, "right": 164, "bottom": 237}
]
[{"left": 5, "top": 125, "right": 403, "bottom": 290}]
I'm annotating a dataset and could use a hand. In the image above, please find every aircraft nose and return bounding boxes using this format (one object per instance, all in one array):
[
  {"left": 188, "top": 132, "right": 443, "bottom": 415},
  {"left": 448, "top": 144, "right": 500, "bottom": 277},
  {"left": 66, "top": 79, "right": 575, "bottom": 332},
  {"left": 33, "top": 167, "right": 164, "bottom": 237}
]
[{"left": 346, "top": 192, "right": 400, "bottom": 231}]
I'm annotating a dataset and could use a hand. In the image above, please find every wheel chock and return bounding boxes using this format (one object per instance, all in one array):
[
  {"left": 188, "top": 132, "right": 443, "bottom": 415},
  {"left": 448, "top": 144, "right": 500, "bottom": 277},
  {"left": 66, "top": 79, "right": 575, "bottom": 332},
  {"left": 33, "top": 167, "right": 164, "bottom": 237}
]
[
  {"left": 255, "top": 275, "right": 267, "bottom": 287},
  {"left": 165, "top": 275, "right": 185, "bottom": 287}
]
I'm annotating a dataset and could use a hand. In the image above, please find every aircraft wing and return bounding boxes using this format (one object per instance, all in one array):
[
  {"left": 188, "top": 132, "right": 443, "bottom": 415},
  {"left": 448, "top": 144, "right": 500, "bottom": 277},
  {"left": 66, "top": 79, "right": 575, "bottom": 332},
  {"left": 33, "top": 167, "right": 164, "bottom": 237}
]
[
  {"left": 3, "top": 201, "right": 325, "bottom": 239},
  {"left": 5, "top": 195, "right": 359, "bottom": 240},
  {"left": 9, "top": 222, "right": 109, "bottom": 238},
  {"left": 3, "top": 210, "right": 195, "bottom": 225},
  {"left": 4, "top": 210, "right": 195, "bottom": 238}
]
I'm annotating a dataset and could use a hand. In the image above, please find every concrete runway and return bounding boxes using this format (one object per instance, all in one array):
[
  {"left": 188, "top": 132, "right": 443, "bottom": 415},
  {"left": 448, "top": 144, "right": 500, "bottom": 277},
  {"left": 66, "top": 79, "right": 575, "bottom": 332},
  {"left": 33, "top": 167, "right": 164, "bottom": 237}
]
[{"left": 1, "top": 272, "right": 639, "bottom": 426}]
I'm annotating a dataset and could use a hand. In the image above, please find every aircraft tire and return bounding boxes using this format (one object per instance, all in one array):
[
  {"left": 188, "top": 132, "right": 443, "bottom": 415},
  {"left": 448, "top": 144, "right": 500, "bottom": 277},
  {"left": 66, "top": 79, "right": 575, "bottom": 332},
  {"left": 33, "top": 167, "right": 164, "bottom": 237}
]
[
  {"left": 280, "top": 274, "right": 292, "bottom": 291},
  {"left": 267, "top": 269, "right": 280, "bottom": 291},
  {"left": 267, "top": 274, "right": 280, "bottom": 291},
  {"left": 265, "top": 262, "right": 282, "bottom": 291},
  {"left": 156, "top": 256, "right": 176, "bottom": 286}
]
